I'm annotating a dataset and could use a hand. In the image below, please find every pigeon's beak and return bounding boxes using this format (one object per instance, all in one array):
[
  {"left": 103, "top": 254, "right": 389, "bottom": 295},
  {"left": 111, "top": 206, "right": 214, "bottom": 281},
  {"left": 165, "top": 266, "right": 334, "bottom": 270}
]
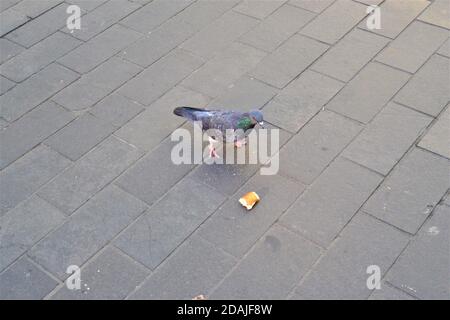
[{"left": 259, "top": 121, "right": 265, "bottom": 128}]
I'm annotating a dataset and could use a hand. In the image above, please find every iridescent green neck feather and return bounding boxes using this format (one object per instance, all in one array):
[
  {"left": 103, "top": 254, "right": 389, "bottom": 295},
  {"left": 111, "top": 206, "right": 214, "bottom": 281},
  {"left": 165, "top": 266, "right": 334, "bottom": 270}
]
[{"left": 237, "top": 117, "right": 252, "bottom": 130}]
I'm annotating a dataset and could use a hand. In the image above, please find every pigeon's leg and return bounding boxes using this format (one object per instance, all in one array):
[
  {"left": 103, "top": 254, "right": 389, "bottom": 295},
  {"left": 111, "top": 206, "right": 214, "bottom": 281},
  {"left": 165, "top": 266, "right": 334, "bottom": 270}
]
[
  {"left": 234, "top": 138, "right": 247, "bottom": 148},
  {"left": 208, "top": 137, "right": 220, "bottom": 158},
  {"left": 209, "top": 146, "right": 219, "bottom": 159}
]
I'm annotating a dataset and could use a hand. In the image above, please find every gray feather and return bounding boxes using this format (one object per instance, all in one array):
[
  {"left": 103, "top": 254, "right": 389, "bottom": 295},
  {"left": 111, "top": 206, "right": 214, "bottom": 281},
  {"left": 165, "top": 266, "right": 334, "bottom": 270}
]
[{"left": 173, "top": 107, "right": 263, "bottom": 142}]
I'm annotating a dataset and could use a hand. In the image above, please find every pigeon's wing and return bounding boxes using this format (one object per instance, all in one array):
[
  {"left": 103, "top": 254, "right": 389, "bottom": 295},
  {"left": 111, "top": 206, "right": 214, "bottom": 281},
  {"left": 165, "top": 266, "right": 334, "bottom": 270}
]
[
  {"left": 188, "top": 109, "right": 215, "bottom": 122},
  {"left": 202, "top": 111, "right": 251, "bottom": 142},
  {"left": 200, "top": 110, "right": 238, "bottom": 130},
  {"left": 176, "top": 107, "right": 255, "bottom": 142}
]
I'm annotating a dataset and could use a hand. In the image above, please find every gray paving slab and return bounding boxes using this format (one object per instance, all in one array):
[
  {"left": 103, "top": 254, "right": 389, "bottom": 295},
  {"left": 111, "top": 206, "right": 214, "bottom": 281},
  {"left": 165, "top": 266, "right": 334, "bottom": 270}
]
[
  {"left": 0, "top": 195, "right": 65, "bottom": 272},
  {"left": 38, "top": 136, "right": 143, "bottom": 214},
  {"left": 10, "top": 0, "right": 62, "bottom": 18},
  {"left": 115, "top": 85, "right": 210, "bottom": 151},
  {"left": 375, "top": 21, "right": 449, "bottom": 73},
  {"left": 209, "top": 76, "right": 278, "bottom": 111},
  {"left": 129, "top": 235, "right": 236, "bottom": 299},
  {"left": 0, "top": 38, "right": 24, "bottom": 64},
  {"left": 30, "top": 185, "right": 147, "bottom": 279},
  {"left": 45, "top": 113, "right": 116, "bottom": 161},
  {"left": 120, "top": 0, "right": 239, "bottom": 67},
  {"left": 120, "top": 17, "right": 196, "bottom": 68},
  {"left": 358, "top": 0, "right": 430, "bottom": 39},
  {"left": 288, "top": 0, "right": 335, "bottom": 13},
  {"left": 180, "top": 11, "right": 259, "bottom": 60},
  {"left": 0, "top": 31, "right": 82, "bottom": 82},
  {"left": 292, "top": 213, "right": 409, "bottom": 299},
  {"left": 248, "top": 34, "right": 328, "bottom": 88},
  {"left": 0, "top": 7, "right": 29, "bottom": 37},
  {"left": 89, "top": 93, "right": 144, "bottom": 128},
  {"left": 418, "top": 107, "right": 450, "bottom": 159},
  {"left": 182, "top": 42, "right": 266, "bottom": 98},
  {"left": 0, "top": 144, "right": 71, "bottom": 215},
  {"left": 0, "top": 118, "right": 8, "bottom": 130},
  {"left": 211, "top": 224, "right": 321, "bottom": 299},
  {"left": 234, "top": 0, "right": 287, "bottom": 20},
  {"left": 263, "top": 70, "right": 343, "bottom": 133},
  {"left": 0, "top": 257, "right": 58, "bottom": 300},
  {"left": 418, "top": 0, "right": 450, "bottom": 29},
  {"left": 353, "top": 0, "right": 384, "bottom": 4},
  {"left": 363, "top": 148, "right": 449, "bottom": 234},
  {"left": 437, "top": 37, "right": 450, "bottom": 58},
  {"left": 0, "top": 63, "right": 79, "bottom": 122},
  {"left": 115, "top": 137, "right": 195, "bottom": 206},
  {"left": 115, "top": 177, "right": 225, "bottom": 269},
  {"left": 190, "top": 162, "right": 261, "bottom": 196},
  {"left": 199, "top": 173, "right": 306, "bottom": 258},
  {"left": 442, "top": 190, "right": 450, "bottom": 207},
  {"left": 58, "top": 24, "right": 142, "bottom": 74},
  {"left": 61, "top": 0, "right": 140, "bottom": 41},
  {"left": 386, "top": 204, "right": 449, "bottom": 299},
  {"left": 280, "top": 157, "right": 382, "bottom": 248},
  {"left": 65, "top": 0, "right": 108, "bottom": 12},
  {"left": 394, "top": 54, "right": 450, "bottom": 117},
  {"left": 119, "top": 49, "right": 204, "bottom": 105},
  {"left": 278, "top": 110, "right": 362, "bottom": 184},
  {"left": 0, "top": 100, "right": 74, "bottom": 170},
  {"left": 120, "top": 0, "right": 195, "bottom": 33},
  {"left": 0, "top": 75, "right": 14, "bottom": 95},
  {"left": 128, "top": 0, "right": 153, "bottom": 5},
  {"left": 52, "top": 57, "right": 142, "bottom": 111},
  {"left": 299, "top": 0, "right": 367, "bottom": 44},
  {"left": 326, "top": 62, "right": 410, "bottom": 123},
  {"left": 369, "top": 282, "right": 416, "bottom": 300},
  {"left": 5, "top": 3, "right": 69, "bottom": 48},
  {"left": 311, "top": 28, "right": 389, "bottom": 82},
  {"left": 0, "top": 0, "right": 21, "bottom": 12},
  {"left": 239, "top": 4, "right": 315, "bottom": 53},
  {"left": 173, "top": 0, "right": 239, "bottom": 30},
  {"left": 342, "top": 102, "right": 432, "bottom": 175},
  {"left": 51, "top": 246, "right": 149, "bottom": 299}
]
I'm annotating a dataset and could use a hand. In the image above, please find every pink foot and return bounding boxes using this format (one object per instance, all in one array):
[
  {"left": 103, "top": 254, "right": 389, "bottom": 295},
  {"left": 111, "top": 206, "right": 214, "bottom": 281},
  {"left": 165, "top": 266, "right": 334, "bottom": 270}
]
[
  {"left": 235, "top": 139, "right": 247, "bottom": 148},
  {"left": 208, "top": 137, "right": 220, "bottom": 159},
  {"left": 208, "top": 146, "right": 220, "bottom": 158}
]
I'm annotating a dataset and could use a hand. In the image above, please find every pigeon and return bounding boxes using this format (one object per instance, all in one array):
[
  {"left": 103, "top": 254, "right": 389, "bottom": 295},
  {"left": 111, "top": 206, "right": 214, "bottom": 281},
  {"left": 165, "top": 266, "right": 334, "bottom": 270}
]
[{"left": 173, "top": 106, "right": 264, "bottom": 158}]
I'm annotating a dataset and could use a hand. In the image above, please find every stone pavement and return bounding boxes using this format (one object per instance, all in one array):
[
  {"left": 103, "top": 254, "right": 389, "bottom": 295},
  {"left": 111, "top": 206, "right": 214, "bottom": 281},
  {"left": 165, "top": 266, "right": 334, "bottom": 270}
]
[{"left": 0, "top": 0, "right": 449, "bottom": 300}]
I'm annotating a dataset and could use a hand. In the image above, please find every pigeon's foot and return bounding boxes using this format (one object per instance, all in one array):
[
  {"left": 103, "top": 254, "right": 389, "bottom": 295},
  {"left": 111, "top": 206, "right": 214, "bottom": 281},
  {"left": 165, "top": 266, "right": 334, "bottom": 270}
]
[
  {"left": 234, "top": 139, "right": 247, "bottom": 148},
  {"left": 208, "top": 146, "right": 220, "bottom": 159},
  {"left": 208, "top": 137, "right": 220, "bottom": 159}
]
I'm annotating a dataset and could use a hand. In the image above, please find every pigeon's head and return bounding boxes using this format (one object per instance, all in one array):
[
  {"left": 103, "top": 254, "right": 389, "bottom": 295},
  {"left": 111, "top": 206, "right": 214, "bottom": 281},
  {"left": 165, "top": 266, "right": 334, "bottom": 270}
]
[{"left": 249, "top": 110, "right": 264, "bottom": 128}]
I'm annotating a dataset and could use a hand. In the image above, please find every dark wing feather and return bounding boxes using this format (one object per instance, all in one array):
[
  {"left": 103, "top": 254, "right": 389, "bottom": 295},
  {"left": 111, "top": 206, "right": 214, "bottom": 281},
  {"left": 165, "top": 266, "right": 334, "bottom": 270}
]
[
  {"left": 202, "top": 110, "right": 244, "bottom": 130},
  {"left": 173, "top": 107, "right": 256, "bottom": 142}
]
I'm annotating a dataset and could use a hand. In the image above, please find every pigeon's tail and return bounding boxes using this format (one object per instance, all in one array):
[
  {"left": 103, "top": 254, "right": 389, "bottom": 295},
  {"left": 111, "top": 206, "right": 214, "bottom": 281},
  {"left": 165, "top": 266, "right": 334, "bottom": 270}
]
[{"left": 173, "top": 106, "right": 206, "bottom": 121}]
